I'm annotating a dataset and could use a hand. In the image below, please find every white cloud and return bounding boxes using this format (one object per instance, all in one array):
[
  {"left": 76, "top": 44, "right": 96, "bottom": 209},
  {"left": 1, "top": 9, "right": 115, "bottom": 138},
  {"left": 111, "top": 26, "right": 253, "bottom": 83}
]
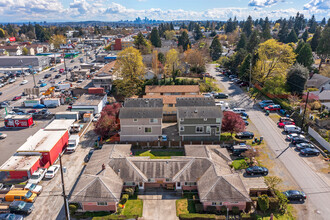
[
  {"left": 304, "top": 0, "right": 330, "bottom": 10},
  {"left": 248, "top": 0, "right": 284, "bottom": 8},
  {"left": 69, "top": 0, "right": 90, "bottom": 14}
]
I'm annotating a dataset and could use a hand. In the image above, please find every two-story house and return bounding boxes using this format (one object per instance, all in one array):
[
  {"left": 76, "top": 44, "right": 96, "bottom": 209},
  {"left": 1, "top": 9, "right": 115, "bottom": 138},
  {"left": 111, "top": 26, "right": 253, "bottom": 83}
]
[
  {"left": 92, "top": 61, "right": 116, "bottom": 92},
  {"left": 26, "top": 44, "right": 44, "bottom": 55},
  {"left": 119, "top": 98, "right": 163, "bottom": 142},
  {"left": 177, "top": 97, "right": 222, "bottom": 141},
  {"left": 0, "top": 46, "right": 22, "bottom": 56}
]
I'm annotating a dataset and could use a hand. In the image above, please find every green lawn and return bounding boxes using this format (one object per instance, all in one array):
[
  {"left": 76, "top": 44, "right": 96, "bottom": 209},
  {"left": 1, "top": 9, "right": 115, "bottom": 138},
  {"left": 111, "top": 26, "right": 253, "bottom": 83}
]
[
  {"left": 232, "top": 158, "right": 248, "bottom": 170},
  {"left": 134, "top": 150, "right": 184, "bottom": 159},
  {"left": 122, "top": 199, "right": 143, "bottom": 217},
  {"left": 176, "top": 193, "right": 198, "bottom": 216}
]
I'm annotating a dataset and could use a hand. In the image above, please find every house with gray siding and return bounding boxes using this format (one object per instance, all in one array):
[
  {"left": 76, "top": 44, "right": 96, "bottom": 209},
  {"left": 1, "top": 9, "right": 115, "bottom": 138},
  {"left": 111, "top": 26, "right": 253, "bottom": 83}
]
[
  {"left": 119, "top": 98, "right": 163, "bottom": 142},
  {"left": 177, "top": 106, "right": 222, "bottom": 141}
]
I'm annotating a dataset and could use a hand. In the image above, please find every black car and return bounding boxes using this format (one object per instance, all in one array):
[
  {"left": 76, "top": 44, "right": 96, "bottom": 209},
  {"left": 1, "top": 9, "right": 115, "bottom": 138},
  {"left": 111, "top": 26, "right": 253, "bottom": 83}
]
[
  {"left": 292, "top": 137, "right": 310, "bottom": 145},
  {"left": 44, "top": 74, "right": 51, "bottom": 78},
  {"left": 12, "top": 108, "right": 26, "bottom": 114},
  {"left": 9, "top": 201, "right": 34, "bottom": 215},
  {"left": 84, "top": 149, "right": 94, "bottom": 162},
  {"left": 283, "top": 190, "right": 306, "bottom": 202},
  {"left": 300, "top": 148, "right": 320, "bottom": 156},
  {"left": 230, "top": 144, "right": 251, "bottom": 156},
  {"left": 245, "top": 166, "right": 268, "bottom": 176},
  {"left": 296, "top": 143, "right": 315, "bottom": 151},
  {"left": 236, "top": 131, "right": 254, "bottom": 139},
  {"left": 214, "top": 93, "right": 228, "bottom": 99},
  {"left": 54, "top": 74, "right": 61, "bottom": 79},
  {"left": 0, "top": 213, "right": 24, "bottom": 220}
]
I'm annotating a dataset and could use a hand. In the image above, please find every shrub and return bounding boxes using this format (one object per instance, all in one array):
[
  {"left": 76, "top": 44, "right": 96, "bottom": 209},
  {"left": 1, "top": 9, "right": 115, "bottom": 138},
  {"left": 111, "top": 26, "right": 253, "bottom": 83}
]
[
  {"left": 220, "top": 206, "right": 227, "bottom": 214},
  {"left": 241, "top": 213, "right": 251, "bottom": 220},
  {"left": 120, "top": 194, "right": 129, "bottom": 205},
  {"left": 117, "top": 207, "right": 123, "bottom": 215},
  {"left": 124, "top": 188, "right": 135, "bottom": 197},
  {"left": 258, "top": 194, "right": 269, "bottom": 213},
  {"left": 69, "top": 204, "right": 78, "bottom": 215},
  {"left": 206, "top": 205, "right": 217, "bottom": 214},
  {"left": 195, "top": 203, "right": 204, "bottom": 213},
  {"left": 232, "top": 206, "right": 240, "bottom": 215},
  {"left": 179, "top": 213, "right": 217, "bottom": 220}
]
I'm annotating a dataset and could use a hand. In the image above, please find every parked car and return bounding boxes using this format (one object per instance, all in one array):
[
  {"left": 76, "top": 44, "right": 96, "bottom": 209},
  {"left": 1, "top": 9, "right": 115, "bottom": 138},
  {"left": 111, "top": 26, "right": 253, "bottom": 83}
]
[
  {"left": 283, "top": 190, "right": 306, "bottom": 202},
  {"left": 92, "top": 113, "right": 101, "bottom": 122},
  {"left": 292, "top": 136, "right": 310, "bottom": 145},
  {"left": 59, "top": 69, "right": 64, "bottom": 73},
  {"left": 264, "top": 105, "right": 281, "bottom": 111},
  {"left": 12, "top": 96, "right": 21, "bottom": 101},
  {"left": 236, "top": 131, "right": 254, "bottom": 139},
  {"left": 38, "top": 79, "right": 45, "bottom": 84},
  {"left": 70, "top": 59, "right": 74, "bottom": 63},
  {"left": 50, "top": 68, "right": 55, "bottom": 71},
  {"left": 244, "top": 120, "right": 249, "bottom": 126},
  {"left": 286, "top": 133, "right": 305, "bottom": 141},
  {"left": 32, "top": 104, "right": 46, "bottom": 109},
  {"left": 46, "top": 103, "right": 58, "bottom": 108},
  {"left": 44, "top": 74, "right": 51, "bottom": 79},
  {"left": 230, "top": 143, "right": 251, "bottom": 156},
  {"left": 284, "top": 125, "right": 302, "bottom": 134},
  {"left": 40, "top": 83, "right": 47, "bottom": 87},
  {"left": 296, "top": 143, "right": 315, "bottom": 151},
  {"left": 9, "top": 201, "right": 34, "bottom": 215},
  {"left": 278, "top": 121, "right": 295, "bottom": 128},
  {"left": 0, "top": 101, "right": 9, "bottom": 108},
  {"left": 258, "top": 100, "right": 274, "bottom": 107},
  {"left": 24, "top": 183, "right": 42, "bottom": 195},
  {"left": 300, "top": 148, "right": 320, "bottom": 156},
  {"left": 214, "top": 93, "right": 228, "bottom": 99},
  {"left": 12, "top": 108, "right": 25, "bottom": 114},
  {"left": 279, "top": 117, "right": 294, "bottom": 123},
  {"left": 240, "top": 112, "right": 249, "bottom": 118},
  {"left": 8, "top": 78, "right": 16, "bottom": 84},
  {"left": 0, "top": 133, "right": 7, "bottom": 139},
  {"left": 28, "top": 168, "right": 47, "bottom": 184},
  {"left": 27, "top": 109, "right": 38, "bottom": 114},
  {"left": 239, "top": 82, "right": 249, "bottom": 87},
  {"left": 260, "top": 102, "right": 275, "bottom": 108},
  {"left": 44, "top": 165, "right": 60, "bottom": 179},
  {"left": 20, "top": 80, "right": 28, "bottom": 85},
  {"left": 245, "top": 166, "right": 268, "bottom": 176},
  {"left": 0, "top": 213, "right": 23, "bottom": 220},
  {"left": 232, "top": 108, "right": 246, "bottom": 114},
  {"left": 84, "top": 149, "right": 94, "bottom": 163}
]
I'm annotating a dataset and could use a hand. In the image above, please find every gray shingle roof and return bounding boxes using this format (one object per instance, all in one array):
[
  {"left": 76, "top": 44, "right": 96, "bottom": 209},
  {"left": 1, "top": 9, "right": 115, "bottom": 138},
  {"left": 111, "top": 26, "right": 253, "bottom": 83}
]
[
  {"left": 307, "top": 74, "right": 330, "bottom": 89},
  {"left": 176, "top": 97, "right": 215, "bottom": 107},
  {"left": 119, "top": 107, "right": 163, "bottom": 119},
  {"left": 177, "top": 106, "right": 222, "bottom": 119},
  {"left": 124, "top": 98, "right": 163, "bottom": 108}
]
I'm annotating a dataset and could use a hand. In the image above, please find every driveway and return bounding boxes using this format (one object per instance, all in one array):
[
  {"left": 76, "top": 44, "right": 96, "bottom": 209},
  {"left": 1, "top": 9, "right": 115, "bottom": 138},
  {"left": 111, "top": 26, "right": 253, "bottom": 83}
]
[
  {"left": 139, "top": 195, "right": 178, "bottom": 220},
  {"left": 208, "top": 64, "right": 330, "bottom": 220}
]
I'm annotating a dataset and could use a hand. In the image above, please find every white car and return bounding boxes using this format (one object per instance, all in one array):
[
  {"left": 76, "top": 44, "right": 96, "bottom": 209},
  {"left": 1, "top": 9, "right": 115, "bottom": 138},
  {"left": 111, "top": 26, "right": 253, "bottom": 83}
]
[
  {"left": 8, "top": 78, "right": 16, "bottom": 84},
  {"left": 0, "top": 133, "right": 7, "bottom": 139},
  {"left": 24, "top": 183, "right": 43, "bottom": 195},
  {"left": 92, "top": 113, "right": 101, "bottom": 122},
  {"left": 28, "top": 168, "right": 47, "bottom": 184},
  {"left": 44, "top": 165, "right": 60, "bottom": 179},
  {"left": 286, "top": 133, "right": 305, "bottom": 141},
  {"left": 38, "top": 79, "right": 45, "bottom": 84},
  {"left": 20, "top": 80, "right": 28, "bottom": 85},
  {"left": 204, "top": 93, "right": 213, "bottom": 98}
]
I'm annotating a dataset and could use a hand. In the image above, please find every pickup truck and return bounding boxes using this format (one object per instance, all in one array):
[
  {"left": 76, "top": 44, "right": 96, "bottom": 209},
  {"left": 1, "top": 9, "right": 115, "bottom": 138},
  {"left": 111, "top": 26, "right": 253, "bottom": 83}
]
[
  {"left": 66, "top": 135, "right": 80, "bottom": 153},
  {"left": 28, "top": 168, "right": 47, "bottom": 185}
]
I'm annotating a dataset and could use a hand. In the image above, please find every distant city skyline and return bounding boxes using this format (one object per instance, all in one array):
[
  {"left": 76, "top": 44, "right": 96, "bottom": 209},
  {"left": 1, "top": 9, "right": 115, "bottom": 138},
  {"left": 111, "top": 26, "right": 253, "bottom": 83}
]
[{"left": 0, "top": 0, "right": 328, "bottom": 22}]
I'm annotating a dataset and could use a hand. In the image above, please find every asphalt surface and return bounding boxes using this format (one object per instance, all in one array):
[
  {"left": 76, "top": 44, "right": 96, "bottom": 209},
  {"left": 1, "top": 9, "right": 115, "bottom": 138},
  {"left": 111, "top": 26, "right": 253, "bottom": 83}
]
[{"left": 208, "top": 64, "right": 330, "bottom": 220}]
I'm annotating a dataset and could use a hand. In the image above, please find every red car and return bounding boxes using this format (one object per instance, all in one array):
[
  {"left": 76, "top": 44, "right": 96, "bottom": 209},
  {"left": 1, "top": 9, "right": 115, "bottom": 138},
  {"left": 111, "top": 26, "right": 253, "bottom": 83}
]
[
  {"left": 59, "top": 68, "right": 64, "bottom": 73},
  {"left": 264, "top": 104, "right": 281, "bottom": 111},
  {"left": 27, "top": 109, "right": 38, "bottom": 114},
  {"left": 278, "top": 121, "right": 295, "bottom": 128},
  {"left": 12, "top": 96, "right": 22, "bottom": 101}
]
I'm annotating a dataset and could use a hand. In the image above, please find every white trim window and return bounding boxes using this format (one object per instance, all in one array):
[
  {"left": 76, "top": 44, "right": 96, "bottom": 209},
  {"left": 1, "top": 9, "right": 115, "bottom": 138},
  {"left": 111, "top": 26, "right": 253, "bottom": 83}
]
[
  {"left": 97, "top": 202, "right": 107, "bottom": 206},
  {"left": 133, "top": 118, "right": 138, "bottom": 122},
  {"left": 184, "top": 182, "right": 197, "bottom": 186},
  {"left": 211, "top": 202, "right": 222, "bottom": 206},
  {"left": 216, "top": 126, "right": 220, "bottom": 133},
  {"left": 196, "top": 126, "right": 204, "bottom": 133},
  {"left": 150, "top": 118, "right": 158, "bottom": 123},
  {"left": 206, "top": 126, "right": 211, "bottom": 133},
  {"left": 216, "top": 118, "right": 221, "bottom": 123},
  {"left": 145, "top": 127, "right": 152, "bottom": 133}
]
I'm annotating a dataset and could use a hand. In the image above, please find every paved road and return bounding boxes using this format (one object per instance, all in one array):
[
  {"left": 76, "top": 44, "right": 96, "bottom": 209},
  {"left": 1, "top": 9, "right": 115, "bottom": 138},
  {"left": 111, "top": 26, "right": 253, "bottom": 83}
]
[{"left": 208, "top": 64, "right": 330, "bottom": 220}]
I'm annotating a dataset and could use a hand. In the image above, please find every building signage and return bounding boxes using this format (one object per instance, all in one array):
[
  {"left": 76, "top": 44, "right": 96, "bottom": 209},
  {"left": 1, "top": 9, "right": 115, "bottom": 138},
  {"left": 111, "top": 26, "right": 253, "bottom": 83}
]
[{"left": 9, "top": 37, "right": 16, "bottom": 42}]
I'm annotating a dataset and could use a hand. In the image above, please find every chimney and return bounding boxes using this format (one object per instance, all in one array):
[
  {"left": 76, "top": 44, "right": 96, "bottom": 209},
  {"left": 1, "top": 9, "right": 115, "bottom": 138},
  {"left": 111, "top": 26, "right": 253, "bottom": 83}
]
[{"left": 102, "top": 164, "right": 105, "bottom": 170}]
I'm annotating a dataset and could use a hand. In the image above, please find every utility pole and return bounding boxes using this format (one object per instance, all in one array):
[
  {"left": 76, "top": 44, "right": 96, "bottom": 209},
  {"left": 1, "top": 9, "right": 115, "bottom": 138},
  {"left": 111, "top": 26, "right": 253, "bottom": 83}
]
[
  {"left": 59, "top": 153, "right": 70, "bottom": 220},
  {"left": 32, "top": 71, "right": 37, "bottom": 88},
  {"left": 301, "top": 91, "right": 309, "bottom": 131},
  {"left": 63, "top": 49, "right": 68, "bottom": 80},
  {"left": 20, "top": 60, "right": 25, "bottom": 80}
]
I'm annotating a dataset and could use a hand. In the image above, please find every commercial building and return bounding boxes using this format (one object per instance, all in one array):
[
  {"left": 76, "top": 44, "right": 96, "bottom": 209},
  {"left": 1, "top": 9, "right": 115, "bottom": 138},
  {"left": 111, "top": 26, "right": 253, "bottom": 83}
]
[
  {"left": 16, "top": 129, "right": 69, "bottom": 167},
  {"left": 0, "top": 56, "right": 50, "bottom": 71},
  {"left": 71, "top": 94, "right": 107, "bottom": 114},
  {"left": 92, "top": 61, "right": 116, "bottom": 92},
  {"left": 44, "top": 119, "right": 75, "bottom": 131},
  {"left": 111, "top": 38, "right": 134, "bottom": 51}
]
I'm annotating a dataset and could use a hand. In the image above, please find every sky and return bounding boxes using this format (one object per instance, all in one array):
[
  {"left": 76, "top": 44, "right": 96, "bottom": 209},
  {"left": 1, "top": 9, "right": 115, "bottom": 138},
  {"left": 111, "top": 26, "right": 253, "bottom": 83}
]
[{"left": 0, "top": 0, "right": 329, "bottom": 22}]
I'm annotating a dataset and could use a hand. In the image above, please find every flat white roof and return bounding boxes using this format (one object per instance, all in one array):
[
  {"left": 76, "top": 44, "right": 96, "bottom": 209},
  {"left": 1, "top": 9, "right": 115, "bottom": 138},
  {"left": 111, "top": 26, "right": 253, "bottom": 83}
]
[
  {"left": 0, "top": 155, "right": 41, "bottom": 171},
  {"left": 55, "top": 112, "right": 79, "bottom": 115},
  {"left": 17, "top": 129, "right": 67, "bottom": 152},
  {"left": 44, "top": 119, "right": 75, "bottom": 131}
]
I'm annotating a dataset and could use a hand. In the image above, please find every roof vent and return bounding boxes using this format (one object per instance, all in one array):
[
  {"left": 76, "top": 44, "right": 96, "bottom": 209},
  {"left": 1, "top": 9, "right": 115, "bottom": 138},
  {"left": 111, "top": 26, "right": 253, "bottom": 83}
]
[{"left": 194, "top": 109, "right": 198, "bottom": 113}]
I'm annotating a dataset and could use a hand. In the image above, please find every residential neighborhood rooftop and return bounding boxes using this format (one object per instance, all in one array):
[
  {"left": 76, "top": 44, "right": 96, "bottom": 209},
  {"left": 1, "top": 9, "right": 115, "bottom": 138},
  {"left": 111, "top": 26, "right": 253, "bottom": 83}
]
[
  {"left": 143, "top": 95, "right": 204, "bottom": 104},
  {"left": 124, "top": 98, "right": 163, "bottom": 108},
  {"left": 176, "top": 97, "right": 216, "bottom": 107},
  {"left": 177, "top": 106, "right": 223, "bottom": 119},
  {"left": 119, "top": 107, "right": 163, "bottom": 119},
  {"left": 73, "top": 94, "right": 105, "bottom": 106},
  {"left": 306, "top": 74, "right": 330, "bottom": 89}
]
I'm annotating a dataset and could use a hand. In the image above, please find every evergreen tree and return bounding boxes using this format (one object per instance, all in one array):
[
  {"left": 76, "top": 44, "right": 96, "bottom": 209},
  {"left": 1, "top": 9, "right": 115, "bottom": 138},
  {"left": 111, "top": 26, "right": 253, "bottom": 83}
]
[
  {"left": 134, "top": 32, "right": 147, "bottom": 49},
  {"left": 178, "top": 31, "right": 191, "bottom": 51},
  {"left": 286, "top": 29, "right": 298, "bottom": 43},
  {"left": 317, "top": 25, "right": 330, "bottom": 70},
  {"left": 225, "top": 18, "right": 234, "bottom": 33},
  {"left": 302, "top": 29, "right": 308, "bottom": 42},
  {"left": 296, "top": 43, "right": 313, "bottom": 68},
  {"left": 170, "top": 22, "right": 174, "bottom": 31},
  {"left": 188, "top": 22, "right": 195, "bottom": 31},
  {"left": 286, "top": 64, "right": 309, "bottom": 94},
  {"left": 295, "top": 40, "right": 305, "bottom": 54},
  {"left": 194, "top": 24, "right": 203, "bottom": 41},
  {"left": 321, "top": 17, "right": 326, "bottom": 26},
  {"left": 209, "top": 36, "right": 222, "bottom": 61},
  {"left": 158, "top": 52, "right": 165, "bottom": 65},
  {"left": 210, "top": 31, "right": 217, "bottom": 37},
  {"left": 310, "top": 26, "right": 321, "bottom": 51},
  {"left": 239, "top": 53, "right": 252, "bottom": 81},
  {"left": 150, "top": 27, "right": 161, "bottom": 48},
  {"left": 236, "top": 33, "right": 247, "bottom": 51},
  {"left": 278, "top": 21, "right": 289, "bottom": 43},
  {"left": 243, "top": 15, "right": 253, "bottom": 37},
  {"left": 294, "top": 12, "right": 305, "bottom": 33},
  {"left": 262, "top": 17, "right": 271, "bottom": 40},
  {"left": 247, "top": 30, "right": 260, "bottom": 53},
  {"left": 34, "top": 24, "right": 50, "bottom": 42},
  {"left": 308, "top": 15, "right": 317, "bottom": 33}
]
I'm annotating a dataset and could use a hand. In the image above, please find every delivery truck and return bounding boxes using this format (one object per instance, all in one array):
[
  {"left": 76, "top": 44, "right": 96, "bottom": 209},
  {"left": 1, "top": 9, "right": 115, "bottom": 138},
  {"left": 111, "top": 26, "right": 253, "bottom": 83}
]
[{"left": 66, "top": 135, "right": 80, "bottom": 153}]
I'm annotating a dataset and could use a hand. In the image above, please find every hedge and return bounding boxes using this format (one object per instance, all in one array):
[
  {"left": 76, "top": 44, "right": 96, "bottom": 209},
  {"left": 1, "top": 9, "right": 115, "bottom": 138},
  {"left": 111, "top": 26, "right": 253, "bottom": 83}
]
[{"left": 179, "top": 213, "right": 217, "bottom": 220}]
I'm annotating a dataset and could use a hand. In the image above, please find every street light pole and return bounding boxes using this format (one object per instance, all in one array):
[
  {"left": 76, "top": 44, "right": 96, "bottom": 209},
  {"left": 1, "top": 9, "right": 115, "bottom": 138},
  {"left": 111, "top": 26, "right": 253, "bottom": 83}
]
[{"left": 20, "top": 60, "right": 25, "bottom": 80}]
